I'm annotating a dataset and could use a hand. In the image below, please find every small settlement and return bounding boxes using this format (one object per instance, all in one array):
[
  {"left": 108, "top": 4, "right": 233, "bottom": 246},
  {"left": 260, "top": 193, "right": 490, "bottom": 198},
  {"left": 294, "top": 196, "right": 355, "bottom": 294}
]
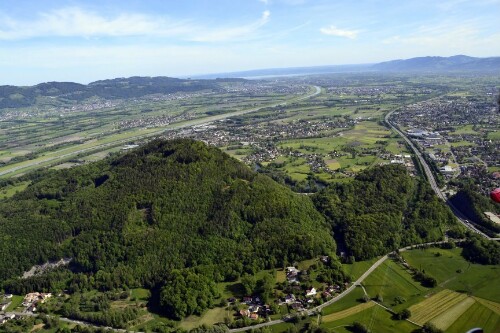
[
  {"left": 233, "top": 257, "right": 347, "bottom": 322},
  {"left": 0, "top": 292, "right": 52, "bottom": 326}
]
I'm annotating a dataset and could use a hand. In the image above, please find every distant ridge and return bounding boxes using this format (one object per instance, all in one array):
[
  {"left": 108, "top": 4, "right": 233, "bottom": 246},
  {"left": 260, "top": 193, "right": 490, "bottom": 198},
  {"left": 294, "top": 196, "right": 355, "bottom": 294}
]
[
  {"left": 1, "top": 55, "right": 499, "bottom": 109},
  {"left": 0, "top": 76, "right": 240, "bottom": 109},
  {"left": 372, "top": 55, "right": 500, "bottom": 72},
  {"left": 190, "top": 63, "right": 374, "bottom": 79},
  {"left": 192, "top": 55, "right": 500, "bottom": 79}
]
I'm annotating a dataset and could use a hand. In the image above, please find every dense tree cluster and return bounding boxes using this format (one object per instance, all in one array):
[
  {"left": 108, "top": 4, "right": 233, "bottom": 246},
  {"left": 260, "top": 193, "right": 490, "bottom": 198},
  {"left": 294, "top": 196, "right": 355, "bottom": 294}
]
[
  {"left": 313, "top": 165, "right": 456, "bottom": 260},
  {"left": 160, "top": 270, "right": 219, "bottom": 319},
  {"left": 450, "top": 187, "right": 500, "bottom": 235},
  {"left": 413, "top": 271, "right": 437, "bottom": 288},
  {"left": 0, "top": 139, "right": 334, "bottom": 318},
  {"left": 461, "top": 235, "right": 500, "bottom": 265}
]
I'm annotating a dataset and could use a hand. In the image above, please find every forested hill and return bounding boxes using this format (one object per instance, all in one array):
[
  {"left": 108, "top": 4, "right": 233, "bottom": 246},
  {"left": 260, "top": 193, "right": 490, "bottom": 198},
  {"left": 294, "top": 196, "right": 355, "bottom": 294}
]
[
  {"left": 313, "top": 165, "right": 458, "bottom": 261},
  {"left": 0, "top": 76, "right": 245, "bottom": 109},
  {"left": 0, "top": 139, "right": 334, "bottom": 292}
]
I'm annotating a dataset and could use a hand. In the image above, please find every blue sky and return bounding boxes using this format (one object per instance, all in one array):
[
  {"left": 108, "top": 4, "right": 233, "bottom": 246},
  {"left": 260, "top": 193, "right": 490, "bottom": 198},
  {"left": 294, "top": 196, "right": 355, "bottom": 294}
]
[{"left": 1, "top": 0, "right": 499, "bottom": 85}]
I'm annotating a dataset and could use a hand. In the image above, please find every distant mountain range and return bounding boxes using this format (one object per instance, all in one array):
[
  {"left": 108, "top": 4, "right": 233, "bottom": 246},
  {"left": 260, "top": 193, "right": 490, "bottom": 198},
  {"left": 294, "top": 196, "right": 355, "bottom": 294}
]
[
  {"left": 193, "top": 55, "right": 500, "bottom": 79},
  {"left": 372, "top": 55, "right": 500, "bottom": 72},
  {"left": 1, "top": 55, "right": 499, "bottom": 110},
  {"left": 0, "top": 76, "right": 239, "bottom": 109}
]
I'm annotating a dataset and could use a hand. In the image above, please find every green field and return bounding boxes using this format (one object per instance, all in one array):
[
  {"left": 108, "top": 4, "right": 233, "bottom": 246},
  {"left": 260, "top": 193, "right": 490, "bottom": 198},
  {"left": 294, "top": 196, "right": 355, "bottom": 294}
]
[
  {"left": 322, "top": 301, "right": 375, "bottom": 322},
  {"left": 446, "top": 301, "right": 500, "bottom": 333},
  {"left": 6, "top": 295, "right": 24, "bottom": 311},
  {"left": 408, "top": 289, "right": 469, "bottom": 325},
  {"left": 362, "top": 259, "right": 428, "bottom": 311},
  {"left": 488, "top": 130, "right": 500, "bottom": 140},
  {"left": 342, "top": 257, "right": 380, "bottom": 281},
  {"left": 0, "top": 181, "right": 30, "bottom": 199},
  {"left": 451, "top": 124, "right": 479, "bottom": 135},
  {"left": 321, "top": 303, "right": 418, "bottom": 333},
  {"left": 321, "top": 286, "right": 366, "bottom": 315},
  {"left": 130, "top": 288, "right": 150, "bottom": 301},
  {"left": 179, "top": 307, "right": 231, "bottom": 330},
  {"left": 402, "top": 247, "right": 500, "bottom": 302}
]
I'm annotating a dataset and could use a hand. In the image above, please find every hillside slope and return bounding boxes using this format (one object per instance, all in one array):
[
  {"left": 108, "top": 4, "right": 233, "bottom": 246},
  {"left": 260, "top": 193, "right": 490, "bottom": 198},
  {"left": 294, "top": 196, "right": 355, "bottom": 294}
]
[
  {"left": 313, "top": 165, "right": 457, "bottom": 260},
  {"left": 0, "top": 76, "right": 236, "bottom": 109},
  {"left": 0, "top": 139, "right": 335, "bottom": 290}
]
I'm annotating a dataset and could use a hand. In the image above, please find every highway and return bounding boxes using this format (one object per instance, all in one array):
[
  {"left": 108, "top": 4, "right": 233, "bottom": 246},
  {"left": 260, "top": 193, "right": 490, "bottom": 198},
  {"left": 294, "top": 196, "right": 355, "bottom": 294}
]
[
  {"left": 0, "top": 86, "right": 322, "bottom": 177},
  {"left": 384, "top": 109, "right": 491, "bottom": 239}
]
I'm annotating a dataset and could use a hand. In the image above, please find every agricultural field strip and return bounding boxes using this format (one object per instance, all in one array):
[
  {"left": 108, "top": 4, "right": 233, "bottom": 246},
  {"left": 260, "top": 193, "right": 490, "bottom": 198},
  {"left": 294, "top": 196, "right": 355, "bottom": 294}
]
[
  {"left": 0, "top": 86, "right": 321, "bottom": 177},
  {"left": 370, "top": 259, "right": 423, "bottom": 294},
  {"left": 429, "top": 297, "right": 476, "bottom": 331},
  {"left": 229, "top": 240, "right": 454, "bottom": 333},
  {"left": 322, "top": 301, "right": 375, "bottom": 322},
  {"left": 474, "top": 297, "right": 500, "bottom": 315},
  {"left": 3, "top": 240, "right": 474, "bottom": 333},
  {"left": 409, "top": 290, "right": 468, "bottom": 324}
]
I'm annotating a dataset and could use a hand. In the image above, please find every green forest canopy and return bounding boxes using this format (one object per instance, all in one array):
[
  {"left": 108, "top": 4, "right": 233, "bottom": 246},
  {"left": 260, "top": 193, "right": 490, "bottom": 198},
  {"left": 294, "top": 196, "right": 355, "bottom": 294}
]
[{"left": 0, "top": 139, "right": 464, "bottom": 319}]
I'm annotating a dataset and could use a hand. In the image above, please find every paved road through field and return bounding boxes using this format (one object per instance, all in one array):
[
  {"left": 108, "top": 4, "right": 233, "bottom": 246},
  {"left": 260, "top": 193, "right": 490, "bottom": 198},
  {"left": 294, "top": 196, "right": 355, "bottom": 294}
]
[
  {"left": 229, "top": 240, "right": 452, "bottom": 333},
  {"left": 0, "top": 86, "right": 322, "bottom": 177},
  {"left": 4, "top": 240, "right": 460, "bottom": 333}
]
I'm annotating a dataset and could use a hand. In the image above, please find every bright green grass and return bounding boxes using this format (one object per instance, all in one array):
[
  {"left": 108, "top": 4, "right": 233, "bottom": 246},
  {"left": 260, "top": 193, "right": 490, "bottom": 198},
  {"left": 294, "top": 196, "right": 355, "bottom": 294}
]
[
  {"left": 179, "top": 307, "right": 231, "bottom": 330},
  {"left": 0, "top": 181, "right": 30, "bottom": 199},
  {"left": 131, "top": 288, "right": 150, "bottom": 301},
  {"left": 446, "top": 301, "right": 500, "bottom": 333},
  {"left": 6, "top": 295, "right": 24, "bottom": 311},
  {"left": 297, "top": 258, "right": 318, "bottom": 270},
  {"left": 362, "top": 260, "right": 428, "bottom": 312},
  {"left": 451, "top": 125, "right": 478, "bottom": 135},
  {"left": 488, "top": 130, "right": 500, "bottom": 140},
  {"left": 450, "top": 140, "right": 476, "bottom": 147},
  {"left": 488, "top": 166, "right": 500, "bottom": 173},
  {"left": 321, "top": 286, "right": 366, "bottom": 315},
  {"left": 321, "top": 303, "right": 418, "bottom": 333},
  {"left": 270, "top": 322, "right": 297, "bottom": 333},
  {"left": 402, "top": 247, "right": 500, "bottom": 303},
  {"left": 342, "top": 257, "right": 380, "bottom": 281},
  {"left": 385, "top": 141, "right": 404, "bottom": 154}
]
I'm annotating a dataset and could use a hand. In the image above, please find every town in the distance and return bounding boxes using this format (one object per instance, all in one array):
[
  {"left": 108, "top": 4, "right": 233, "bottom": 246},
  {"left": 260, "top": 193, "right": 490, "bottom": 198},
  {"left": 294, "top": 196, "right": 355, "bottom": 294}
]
[{"left": 0, "top": 55, "right": 499, "bottom": 333}]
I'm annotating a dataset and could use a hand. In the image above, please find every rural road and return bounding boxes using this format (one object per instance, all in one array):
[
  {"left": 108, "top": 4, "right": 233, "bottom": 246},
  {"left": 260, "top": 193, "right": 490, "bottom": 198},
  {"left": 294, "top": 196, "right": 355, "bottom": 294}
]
[
  {"left": 384, "top": 109, "right": 491, "bottom": 239},
  {"left": 229, "top": 240, "right": 453, "bottom": 333},
  {"left": 5, "top": 311, "right": 146, "bottom": 333},
  {"left": 3, "top": 240, "right": 458, "bottom": 333},
  {"left": 0, "top": 85, "right": 322, "bottom": 177}
]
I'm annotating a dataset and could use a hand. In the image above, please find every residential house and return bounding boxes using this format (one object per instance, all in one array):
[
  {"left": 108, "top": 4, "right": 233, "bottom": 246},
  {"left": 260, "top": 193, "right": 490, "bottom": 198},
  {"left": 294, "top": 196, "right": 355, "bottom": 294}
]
[{"left": 306, "top": 288, "right": 317, "bottom": 297}]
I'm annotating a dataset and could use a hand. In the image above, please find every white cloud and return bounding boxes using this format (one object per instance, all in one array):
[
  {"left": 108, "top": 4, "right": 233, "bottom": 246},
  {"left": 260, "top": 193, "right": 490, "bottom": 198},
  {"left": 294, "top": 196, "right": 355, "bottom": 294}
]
[
  {"left": 189, "top": 11, "right": 271, "bottom": 42},
  {"left": 0, "top": 7, "right": 271, "bottom": 43},
  {"left": 320, "top": 25, "right": 359, "bottom": 39},
  {"left": 0, "top": 7, "right": 191, "bottom": 40},
  {"left": 381, "top": 22, "right": 500, "bottom": 57}
]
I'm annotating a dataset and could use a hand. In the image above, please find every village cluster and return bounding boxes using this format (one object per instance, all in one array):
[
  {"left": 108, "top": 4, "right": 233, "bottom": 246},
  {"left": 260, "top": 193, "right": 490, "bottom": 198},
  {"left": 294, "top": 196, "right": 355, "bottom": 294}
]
[
  {"left": 0, "top": 292, "right": 52, "bottom": 325},
  {"left": 234, "top": 258, "right": 347, "bottom": 322},
  {"left": 391, "top": 92, "right": 499, "bottom": 196}
]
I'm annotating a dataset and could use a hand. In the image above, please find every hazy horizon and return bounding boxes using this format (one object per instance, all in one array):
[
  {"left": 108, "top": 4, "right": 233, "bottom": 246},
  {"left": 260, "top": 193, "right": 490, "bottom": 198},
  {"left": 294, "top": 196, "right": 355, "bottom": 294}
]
[{"left": 1, "top": 0, "right": 500, "bottom": 85}]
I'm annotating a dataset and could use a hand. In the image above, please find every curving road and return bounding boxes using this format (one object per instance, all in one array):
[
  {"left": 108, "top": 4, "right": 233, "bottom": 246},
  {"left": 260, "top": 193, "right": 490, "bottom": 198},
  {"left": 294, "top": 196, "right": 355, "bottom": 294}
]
[
  {"left": 5, "top": 239, "right": 456, "bottom": 333},
  {"left": 229, "top": 240, "right": 455, "bottom": 332},
  {"left": 0, "top": 86, "right": 322, "bottom": 177},
  {"left": 384, "top": 109, "right": 490, "bottom": 239}
]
